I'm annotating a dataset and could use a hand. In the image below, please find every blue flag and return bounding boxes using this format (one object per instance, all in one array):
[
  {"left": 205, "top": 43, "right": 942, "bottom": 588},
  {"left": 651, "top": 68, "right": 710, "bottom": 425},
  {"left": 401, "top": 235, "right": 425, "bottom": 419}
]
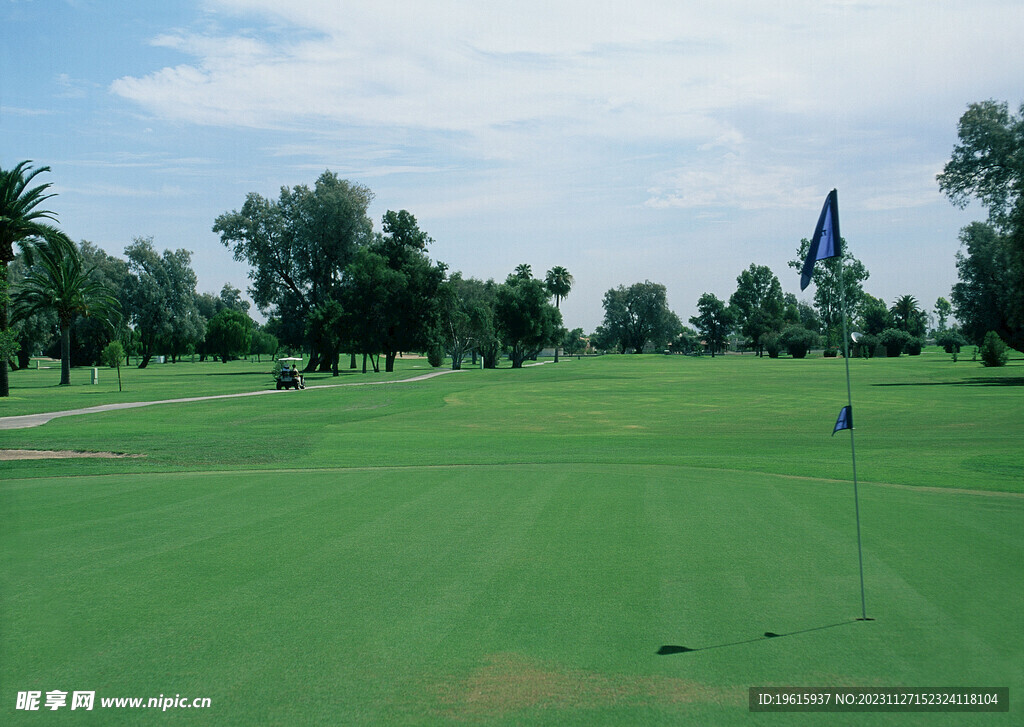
[
  {"left": 832, "top": 405, "right": 852, "bottom": 436},
  {"left": 800, "top": 189, "right": 841, "bottom": 291}
]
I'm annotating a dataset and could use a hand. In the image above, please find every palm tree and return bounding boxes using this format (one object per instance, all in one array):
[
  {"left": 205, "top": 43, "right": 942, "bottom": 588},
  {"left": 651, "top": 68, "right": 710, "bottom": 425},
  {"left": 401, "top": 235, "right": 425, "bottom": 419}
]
[
  {"left": 545, "top": 266, "right": 573, "bottom": 362},
  {"left": 545, "top": 266, "right": 573, "bottom": 309},
  {"left": 13, "top": 239, "right": 121, "bottom": 386},
  {"left": 890, "top": 295, "right": 924, "bottom": 336},
  {"left": 513, "top": 263, "right": 533, "bottom": 280},
  {"left": 1, "top": 161, "right": 73, "bottom": 396}
]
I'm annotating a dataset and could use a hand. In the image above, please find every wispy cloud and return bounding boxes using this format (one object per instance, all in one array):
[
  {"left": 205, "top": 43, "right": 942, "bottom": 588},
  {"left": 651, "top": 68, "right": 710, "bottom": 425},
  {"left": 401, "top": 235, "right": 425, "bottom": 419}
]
[{"left": 0, "top": 106, "right": 54, "bottom": 117}]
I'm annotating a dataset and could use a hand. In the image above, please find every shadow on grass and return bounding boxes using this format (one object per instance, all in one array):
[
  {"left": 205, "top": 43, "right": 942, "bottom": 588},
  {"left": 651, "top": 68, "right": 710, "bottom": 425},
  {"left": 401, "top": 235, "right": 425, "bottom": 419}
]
[
  {"left": 657, "top": 619, "right": 866, "bottom": 656},
  {"left": 873, "top": 377, "right": 1024, "bottom": 387}
]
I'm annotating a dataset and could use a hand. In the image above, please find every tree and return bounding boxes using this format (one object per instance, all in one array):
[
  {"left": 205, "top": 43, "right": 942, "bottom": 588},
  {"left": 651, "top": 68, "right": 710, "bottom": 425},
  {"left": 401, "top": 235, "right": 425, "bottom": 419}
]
[
  {"left": 562, "top": 327, "right": 586, "bottom": 358},
  {"left": 122, "top": 237, "right": 203, "bottom": 368},
  {"left": 250, "top": 328, "right": 279, "bottom": 363},
  {"left": 435, "top": 273, "right": 498, "bottom": 370},
  {"left": 340, "top": 249, "right": 398, "bottom": 373},
  {"left": 949, "top": 222, "right": 1021, "bottom": 350},
  {"left": 5, "top": 254, "right": 56, "bottom": 370},
  {"left": 788, "top": 239, "right": 869, "bottom": 348},
  {"left": 214, "top": 171, "right": 374, "bottom": 370},
  {"left": 12, "top": 238, "right": 121, "bottom": 385},
  {"left": 890, "top": 295, "right": 926, "bottom": 337},
  {"left": 494, "top": 274, "right": 562, "bottom": 368},
  {"left": 782, "top": 293, "right": 822, "bottom": 333},
  {"left": 102, "top": 340, "right": 125, "bottom": 391},
  {"left": 1, "top": 161, "right": 75, "bottom": 396},
  {"left": 601, "top": 281, "right": 680, "bottom": 354},
  {"left": 217, "top": 283, "right": 250, "bottom": 314},
  {"left": 729, "top": 264, "right": 784, "bottom": 356},
  {"left": 938, "top": 100, "right": 1024, "bottom": 352},
  {"left": 689, "top": 293, "right": 733, "bottom": 357},
  {"left": 934, "top": 297, "right": 952, "bottom": 332},
  {"left": 513, "top": 263, "right": 532, "bottom": 281},
  {"left": 341, "top": 211, "right": 444, "bottom": 373},
  {"left": 544, "top": 266, "right": 573, "bottom": 362},
  {"left": 206, "top": 308, "right": 253, "bottom": 363},
  {"left": 70, "top": 241, "right": 130, "bottom": 366},
  {"left": 669, "top": 326, "right": 701, "bottom": 355},
  {"left": 859, "top": 294, "right": 891, "bottom": 336}
]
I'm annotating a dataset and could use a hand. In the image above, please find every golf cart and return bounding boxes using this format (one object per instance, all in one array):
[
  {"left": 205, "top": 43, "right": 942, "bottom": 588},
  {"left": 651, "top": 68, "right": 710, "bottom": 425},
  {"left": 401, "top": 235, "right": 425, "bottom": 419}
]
[{"left": 275, "top": 357, "right": 306, "bottom": 390}]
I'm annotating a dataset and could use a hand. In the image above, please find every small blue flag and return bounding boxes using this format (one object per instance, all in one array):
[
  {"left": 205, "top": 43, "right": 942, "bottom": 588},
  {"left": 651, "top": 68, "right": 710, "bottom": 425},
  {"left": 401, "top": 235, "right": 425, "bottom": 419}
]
[
  {"left": 832, "top": 405, "right": 852, "bottom": 435},
  {"left": 800, "top": 189, "right": 841, "bottom": 291}
]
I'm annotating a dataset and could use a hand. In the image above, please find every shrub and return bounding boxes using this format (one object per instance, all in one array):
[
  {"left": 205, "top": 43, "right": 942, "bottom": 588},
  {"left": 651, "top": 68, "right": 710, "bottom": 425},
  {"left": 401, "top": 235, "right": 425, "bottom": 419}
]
[
  {"left": 779, "top": 325, "right": 819, "bottom": 359},
  {"left": 823, "top": 348, "right": 838, "bottom": 358},
  {"left": 759, "top": 331, "right": 781, "bottom": 359},
  {"left": 879, "top": 328, "right": 912, "bottom": 357},
  {"left": 979, "top": 331, "right": 1009, "bottom": 367},
  {"left": 852, "top": 333, "right": 878, "bottom": 358},
  {"left": 426, "top": 343, "right": 445, "bottom": 367},
  {"left": 935, "top": 329, "right": 967, "bottom": 355},
  {"left": 905, "top": 337, "right": 925, "bottom": 356}
]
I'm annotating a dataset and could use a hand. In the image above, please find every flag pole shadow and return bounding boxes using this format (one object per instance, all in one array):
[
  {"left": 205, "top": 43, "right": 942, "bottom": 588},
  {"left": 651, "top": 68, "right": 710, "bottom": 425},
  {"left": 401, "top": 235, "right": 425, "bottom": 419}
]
[{"left": 657, "top": 619, "right": 868, "bottom": 656}]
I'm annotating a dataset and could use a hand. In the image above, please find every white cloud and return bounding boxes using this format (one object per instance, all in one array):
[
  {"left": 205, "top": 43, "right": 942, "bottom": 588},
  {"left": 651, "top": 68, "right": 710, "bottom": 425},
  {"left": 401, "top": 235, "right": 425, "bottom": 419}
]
[
  {"left": 645, "top": 155, "right": 821, "bottom": 211},
  {"left": 111, "top": 1, "right": 1024, "bottom": 151}
]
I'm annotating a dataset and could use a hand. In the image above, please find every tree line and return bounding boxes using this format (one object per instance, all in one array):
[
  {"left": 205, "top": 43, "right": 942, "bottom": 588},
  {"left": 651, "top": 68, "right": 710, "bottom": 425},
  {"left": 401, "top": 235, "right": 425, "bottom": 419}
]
[
  {"left": 1, "top": 98, "right": 1020, "bottom": 394},
  {"left": 1, "top": 169, "right": 580, "bottom": 390},
  {"left": 594, "top": 99, "right": 1024, "bottom": 362}
]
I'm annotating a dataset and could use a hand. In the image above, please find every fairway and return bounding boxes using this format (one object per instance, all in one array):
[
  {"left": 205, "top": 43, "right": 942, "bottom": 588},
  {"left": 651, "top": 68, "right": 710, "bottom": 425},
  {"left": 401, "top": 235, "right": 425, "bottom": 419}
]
[{"left": 2, "top": 355, "right": 1021, "bottom": 725}]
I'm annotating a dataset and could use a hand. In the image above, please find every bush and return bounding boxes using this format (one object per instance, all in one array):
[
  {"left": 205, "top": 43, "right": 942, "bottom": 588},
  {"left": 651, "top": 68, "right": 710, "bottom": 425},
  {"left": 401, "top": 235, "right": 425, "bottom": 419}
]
[
  {"left": 426, "top": 343, "right": 445, "bottom": 367},
  {"left": 852, "top": 333, "right": 878, "bottom": 358},
  {"left": 905, "top": 337, "right": 925, "bottom": 356},
  {"left": 935, "top": 329, "right": 967, "bottom": 355},
  {"left": 879, "top": 328, "right": 912, "bottom": 357},
  {"left": 979, "top": 331, "right": 1009, "bottom": 367},
  {"left": 759, "top": 331, "right": 781, "bottom": 359},
  {"left": 779, "top": 325, "right": 819, "bottom": 359},
  {"left": 823, "top": 348, "right": 838, "bottom": 358}
]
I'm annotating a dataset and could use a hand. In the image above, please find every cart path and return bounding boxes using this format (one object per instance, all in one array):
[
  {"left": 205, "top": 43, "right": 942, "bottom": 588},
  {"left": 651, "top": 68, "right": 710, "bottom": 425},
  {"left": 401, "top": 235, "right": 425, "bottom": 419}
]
[{"left": 0, "top": 369, "right": 467, "bottom": 430}]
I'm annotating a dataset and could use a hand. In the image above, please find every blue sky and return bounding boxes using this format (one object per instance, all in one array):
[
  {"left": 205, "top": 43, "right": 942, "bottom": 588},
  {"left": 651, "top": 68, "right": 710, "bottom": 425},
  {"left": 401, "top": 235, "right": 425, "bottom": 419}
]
[{"left": 3, "top": 0, "right": 1022, "bottom": 332}]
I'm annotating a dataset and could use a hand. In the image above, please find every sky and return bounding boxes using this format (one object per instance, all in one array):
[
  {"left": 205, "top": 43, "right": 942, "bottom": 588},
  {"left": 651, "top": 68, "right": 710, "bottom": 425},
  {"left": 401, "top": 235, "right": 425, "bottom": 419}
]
[{"left": 3, "top": 0, "right": 1022, "bottom": 332}]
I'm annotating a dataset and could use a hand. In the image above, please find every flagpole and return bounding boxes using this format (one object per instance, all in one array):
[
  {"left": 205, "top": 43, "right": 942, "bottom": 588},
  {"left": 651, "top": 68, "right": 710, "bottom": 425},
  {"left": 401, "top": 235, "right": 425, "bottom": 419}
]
[{"left": 836, "top": 210, "right": 868, "bottom": 621}]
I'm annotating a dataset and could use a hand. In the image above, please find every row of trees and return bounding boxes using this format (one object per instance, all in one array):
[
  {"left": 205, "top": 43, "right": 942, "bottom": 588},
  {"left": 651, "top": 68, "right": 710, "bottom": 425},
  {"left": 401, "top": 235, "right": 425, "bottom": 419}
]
[
  {"left": 590, "top": 257, "right": 953, "bottom": 360},
  {"left": 590, "top": 99, "right": 1023, "bottom": 361},
  {"left": 6, "top": 234, "right": 280, "bottom": 378},
  {"left": 213, "top": 173, "right": 574, "bottom": 373},
  {"left": 2, "top": 167, "right": 578, "bottom": 390},
  {"left": 3, "top": 98, "right": 1019, "bottom": 393}
]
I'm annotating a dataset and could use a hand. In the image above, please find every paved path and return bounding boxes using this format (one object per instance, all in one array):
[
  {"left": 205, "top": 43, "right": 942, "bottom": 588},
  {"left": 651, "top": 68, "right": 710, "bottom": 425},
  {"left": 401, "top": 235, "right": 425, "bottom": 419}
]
[{"left": 0, "top": 369, "right": 466, "bottom": 430}]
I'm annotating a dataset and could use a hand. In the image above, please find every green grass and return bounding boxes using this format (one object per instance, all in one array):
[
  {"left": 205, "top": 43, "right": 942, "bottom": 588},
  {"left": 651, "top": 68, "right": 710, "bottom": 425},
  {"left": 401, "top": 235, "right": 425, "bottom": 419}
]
[
  {"left": 1, "top": 354, "right": 1022, "bottom": 724},
  {"left": 0, "top": 356, "right": 441, "bottom": 418}
]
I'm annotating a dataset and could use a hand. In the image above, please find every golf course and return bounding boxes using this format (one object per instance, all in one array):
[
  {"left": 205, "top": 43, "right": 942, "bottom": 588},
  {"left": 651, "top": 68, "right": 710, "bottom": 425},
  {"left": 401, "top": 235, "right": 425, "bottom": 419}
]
[{"left": 1, "top": 352, "right": 1021, "bottom": 725}]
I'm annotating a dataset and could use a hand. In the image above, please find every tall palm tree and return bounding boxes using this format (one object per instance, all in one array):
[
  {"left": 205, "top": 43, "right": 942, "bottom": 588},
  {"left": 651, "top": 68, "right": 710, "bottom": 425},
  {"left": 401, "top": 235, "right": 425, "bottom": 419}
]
[
  {"left": 545, "top": 266, "right": 573, "bottom": 362},
  {"left": 1, "top": 161, "right": 73, "bottom": 396},
  {"left": 13, "top": 239, "right": 121, "bottom": 386},
  {"left": 544, "top": 266, "right": 573, "bottom": 309}
]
